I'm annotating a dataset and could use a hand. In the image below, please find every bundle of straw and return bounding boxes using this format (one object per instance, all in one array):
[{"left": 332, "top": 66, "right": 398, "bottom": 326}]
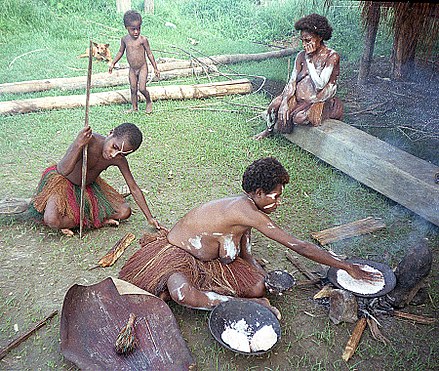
[{"left": 115, "top": 313, "right": 137, "bottom": 354}]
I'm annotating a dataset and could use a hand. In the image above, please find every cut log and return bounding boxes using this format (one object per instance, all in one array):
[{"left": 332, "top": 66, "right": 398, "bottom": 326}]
[
  {"left": 283, "top": 120, "right": 439, "bottom": 227},
  {"left": 0, "top": 66, "right": 217, "bottom": 95},
  {"left": 311, "top": 217, "right": 386, "bottom": 245},
  {"left": 0, "top": 48, "right": 295, "bottom": 95},
  {"left": 342, "top": 317, "right": 367, "bottom": 362},
  {"left": 0, "top": 79, "right": 252, "bottom": 115}
]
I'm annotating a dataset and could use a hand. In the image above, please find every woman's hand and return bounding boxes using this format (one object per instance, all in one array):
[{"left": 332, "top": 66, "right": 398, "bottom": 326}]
[{"left": 347, "top": 264, "right": 382, "bottom": 282}]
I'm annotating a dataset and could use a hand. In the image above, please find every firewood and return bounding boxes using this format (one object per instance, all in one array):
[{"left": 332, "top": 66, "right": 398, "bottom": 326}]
[
  {"left": 0, "top": 310, "right": 58, "bottom": 360},
  {"left": 90, "top": 233, "right": 135, "bottom": 269},
  {"left": 313, "top": 285, "right": 334, "bottom": 299},
  {"left": 285, "top": 252, "right": 319, "bottom": 281},
  {"left": 392, "top": 310, "right": 436, "bottom": 325},
  {"left": 342, "top": 317, "right": 367, "bottom": 362},
  {"left": 311, "top": 217, "right": 386, "bottom": 245},
  {"left": 366, "top": 317, "right": 390, "bottom": 345}
]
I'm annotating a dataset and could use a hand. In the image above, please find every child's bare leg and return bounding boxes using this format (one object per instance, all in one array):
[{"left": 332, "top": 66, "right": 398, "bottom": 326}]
[
  {"left": 104, "top": 201, "right": 131, "bottom": 227},
  {"left": 138, "top": 66, "right": 152, "bottom": 113},
  {"left": 128, "top": 69, "right": 139, "bottom": 111},
  {"left": 43, "top": 197, "right": 76, "bottom": 236}
]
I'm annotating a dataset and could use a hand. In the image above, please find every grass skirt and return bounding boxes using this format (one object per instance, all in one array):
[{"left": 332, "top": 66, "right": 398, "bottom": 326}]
[
  {"left": 119, "top": 232, "right": 265, "bottom": 297},
  {"left": 28, "top": 165, "right": 125, "bottom": 229}
]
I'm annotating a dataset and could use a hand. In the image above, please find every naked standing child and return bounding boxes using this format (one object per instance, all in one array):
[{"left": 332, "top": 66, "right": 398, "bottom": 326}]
[{"left": 109, "top": 10, "right": 160, "bottom": 113}]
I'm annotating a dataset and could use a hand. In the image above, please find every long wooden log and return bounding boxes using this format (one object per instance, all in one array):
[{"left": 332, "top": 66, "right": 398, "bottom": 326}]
[
  {"left": 283, "top": 120, "right": 439, "bottom": 227},
  {"left": 311, "top": 217, "right": 386, "bottom": 245},
  {"left": 0, "top": 79, "right": 252, "bottom": 115},
  {"left": 0, "top": 66, "right": 218, "bottom": 95},
  {"left": 0, "top": 48, "right": 295, "bottom": 95}
]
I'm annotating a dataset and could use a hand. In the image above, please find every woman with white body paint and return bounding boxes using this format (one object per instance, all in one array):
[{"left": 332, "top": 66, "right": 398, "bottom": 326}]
[
  {"left": 255, "top": 13, "right": 343, "bottom": 140},
  {"left": 120, "top": 158, "right": 379, "bottom": 318}
]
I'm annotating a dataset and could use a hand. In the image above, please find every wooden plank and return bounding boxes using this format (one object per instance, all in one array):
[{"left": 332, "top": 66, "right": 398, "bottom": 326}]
[
  {"left": 283, "top": 119, "right": 439, "bottom": 226},
  {"left": 311, "top": 217, "right": 386, "bottom": 245},
  {"left": 0, "top": 79, "right": 252, "bottom": 115}
]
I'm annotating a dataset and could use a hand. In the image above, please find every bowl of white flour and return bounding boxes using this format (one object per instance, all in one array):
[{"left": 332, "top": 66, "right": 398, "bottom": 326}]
[
  {"left": 327, "top": 258, "right": 396, "bottom": 297},
  {"left": 209, "top": 298, "right": 281, "bottom": 355}
]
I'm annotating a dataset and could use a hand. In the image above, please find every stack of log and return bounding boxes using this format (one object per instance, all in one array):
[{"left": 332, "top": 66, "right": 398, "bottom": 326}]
[{"left": 0, "top": 48, "right": 296, "bottom": 115}]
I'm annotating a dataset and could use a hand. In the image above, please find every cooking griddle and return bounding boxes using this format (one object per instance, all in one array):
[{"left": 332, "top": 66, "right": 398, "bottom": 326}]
[
  {"left": 327, "top": 258, "right": 396, "bottom": 298},
  {"left": 60, "top": 277, "right": 195, "bottom": 370},
  {"left": 209, "top": 298, "right": 281, "bottom": 355}
]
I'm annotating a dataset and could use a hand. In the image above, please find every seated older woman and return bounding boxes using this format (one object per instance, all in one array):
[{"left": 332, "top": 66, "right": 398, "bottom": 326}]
[{"left": 255, "top": 14, "right": 343, "bottom": 140}]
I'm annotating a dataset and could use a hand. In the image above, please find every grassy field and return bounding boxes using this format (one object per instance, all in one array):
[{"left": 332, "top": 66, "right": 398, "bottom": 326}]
[{"left": 0, "top": 0, "right": 437, "bottom": 370}]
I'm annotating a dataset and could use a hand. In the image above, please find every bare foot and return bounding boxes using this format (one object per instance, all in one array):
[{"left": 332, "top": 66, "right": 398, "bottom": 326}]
[
  {"left": 125, "top": 108, "right": 139, "bottom": 114},
  {"left": 103, "top": 218, "right": 120, "bottom": 227},
  {"left": 250, "top": 297, "right": 281, "bottom": 320},
  {"left": 145, "top": 102, "right": 153, "bottom": 114},
  {"left": 253, "top": 129, "right": 271, "bottom": 140},
  {"left": 61, "top": 228, "right": 74, "bottom": 237}
]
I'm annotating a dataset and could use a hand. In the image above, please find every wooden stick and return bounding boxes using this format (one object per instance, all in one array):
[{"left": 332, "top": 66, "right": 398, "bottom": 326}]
[
  {"left": 285, "top": 251, "right": 319, "bottom": 281},
  {"left": 88, "top": 232, "right": 136, "bottom": 269},
  {"left": 342, "top": 317, "right": 367, "bottom": 362},
  {"left": 0, "top": 310, "right": 58, "bottom": 360},
  {"left": 79, "top": 39, "right": 93, "bottom": 239},
  {"left": 392, "top": 310, "right": 436, "bottom": 325},
  {"left": 310, "top": 217, "right": 386, "bottom": 245}
]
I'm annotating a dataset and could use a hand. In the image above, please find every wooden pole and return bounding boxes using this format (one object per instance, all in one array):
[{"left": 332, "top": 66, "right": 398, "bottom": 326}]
[
  {"left": 0, "top": 310, "right": 58, "bottom": 360},
  {"left": 0, "top": 79, "right": 252, "bottom": 115},
  {"left": 79, "top": 39, "right": 93, "bottom": 239}
]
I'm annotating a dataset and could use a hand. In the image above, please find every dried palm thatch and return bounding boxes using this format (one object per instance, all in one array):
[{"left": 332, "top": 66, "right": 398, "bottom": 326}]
[{"left": 359, "top": 2, "right": 439, "bottom": 80}]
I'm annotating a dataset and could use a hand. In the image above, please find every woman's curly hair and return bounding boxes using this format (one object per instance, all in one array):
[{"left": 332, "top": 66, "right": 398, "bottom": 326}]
[
  {"left": 242, "top": 157, "right": 290, "bottom": 194},
  {"left": 294, "top": 13, "right": 333, "bottom": 41}
]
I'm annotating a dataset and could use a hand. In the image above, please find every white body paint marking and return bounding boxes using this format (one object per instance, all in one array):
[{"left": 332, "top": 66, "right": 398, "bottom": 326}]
[
  {"left": 206, "top": 291, "right": 229, "bottom": 303},
  {"left": 263, "top": 203, "right": 276, "bottom": 209},
  {"left": 266, "top": 192, "right": 277, "bottom": 200},
  {"left": 267, "top": 222, "right": 275, "bottom": 229},
  {"left": 212, "top": 232, "right": 223, "bottom": 236},
  {"left": 244, "top": 235, "right": 251, "bottom": 253},
  {"left": 175, "top": 283, "right": 187, "bottom": 301},
  {"left": 223, "top": 235, "right": 238, "bottom": 260},
  {"left": 188, "top": 235, "right": 202, "bottom": 249},
  {"left": 287, "top": 242, "right": 298, "bottom": 247}
]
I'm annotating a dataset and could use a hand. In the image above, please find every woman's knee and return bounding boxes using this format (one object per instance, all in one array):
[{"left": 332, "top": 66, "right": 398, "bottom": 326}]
[{"left": 243, "top": 278, "right": 266, "bottom": 298}]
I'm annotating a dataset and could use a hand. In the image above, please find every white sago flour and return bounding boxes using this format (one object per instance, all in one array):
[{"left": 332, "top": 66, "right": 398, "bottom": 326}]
[{"left": 336, "top": 265, "right": 385, "bottom": 295}]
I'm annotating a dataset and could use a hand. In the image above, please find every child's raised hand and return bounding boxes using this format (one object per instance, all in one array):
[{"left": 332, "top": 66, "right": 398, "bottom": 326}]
[{"left": 76, "top": 126, "right": 93, "bottom": 147}]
